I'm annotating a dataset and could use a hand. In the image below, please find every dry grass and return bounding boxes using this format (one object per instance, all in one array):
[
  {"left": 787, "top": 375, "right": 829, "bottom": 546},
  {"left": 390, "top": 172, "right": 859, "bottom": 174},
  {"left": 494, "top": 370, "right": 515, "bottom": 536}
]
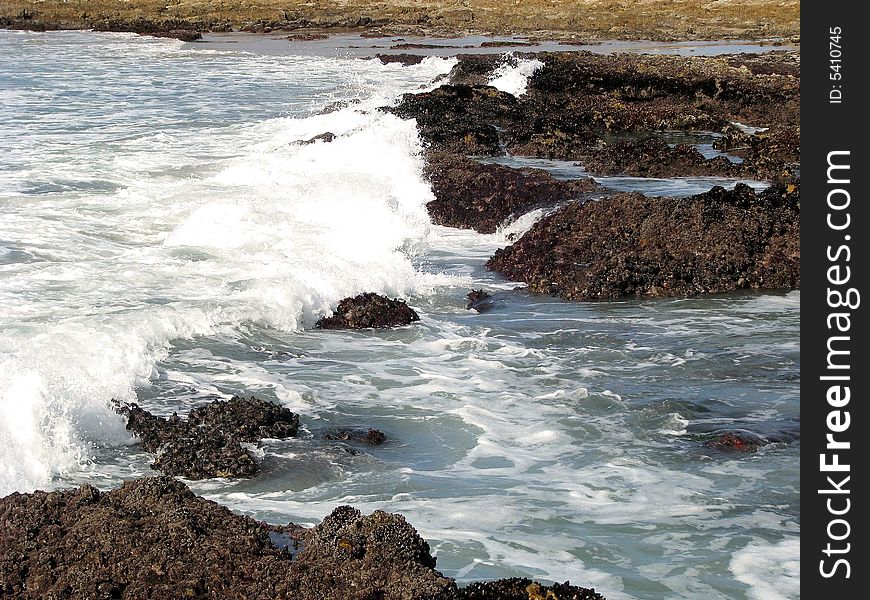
[{"left": 2, "top": 1, "right": 799, "bottom": 40}]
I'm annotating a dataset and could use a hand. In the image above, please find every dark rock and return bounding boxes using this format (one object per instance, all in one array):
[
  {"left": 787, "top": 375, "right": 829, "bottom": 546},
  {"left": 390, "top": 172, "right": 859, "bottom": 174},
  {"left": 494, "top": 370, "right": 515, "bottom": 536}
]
[
  {"left": 479, "top": 40, "right": 539, "bottom": 48},
  {"left": 447, "top": 54, "right": 506, "bottom": 86},
  {"left": 389, "top": 85, "right": 518, "bottom": 156},
  {"left": 390, "top": 42, "right": 470, "bottom": 50},
  {"left": 147, "top": 29, "right": 202, "bottom": 42},
  {"left": 316, "top": 293, "right": 420, "bottom": 329},
  {"left": 398, "top": 51, "right": 799, "bottom": 163},
  {"left": 324, "top": 428, "right": 387, "bottom": 445},
  {"left": 377, "top": 53, "right": 428, "bottom": 66},
  {"left": 465, "top": 289, "right": 493, "bottom": 312},
  {"left": 91, "top": 17, "right": 205, "bottom": 37},
  {"left": 299, "top": 131, "right": 336, "bottom": 144},
  {"left": 457, "top": 578, "right": 605, "bottom": 599},
  {"left": 713, "top": 124, "right": 800, "bottom": 179},
  {"left": 286, "top": 33, "right": 330, "bottom": 41},
  {"left": 114, "top": 395, "right": 299, "bottom": 479},
  {"left": 577, "top": 136, "right": 742, "bottom": 178},
  {"left": 486, "top": 182, "right": 800, "bottom": 301},
  {"left": 425, "top": 152, "right": 598, "bottom": 233},
  {"left": 0, "top": 478, "right": 608, "bottom": 599},
  {"left": 704, "top": 431, "right": 769, "bottom": 452},
  {"left": 0, "top": 477, "right": 287, "bottom": 599},
  {"left": 283, "top": 505, "right": 457, "bottom": 599},
  {"left": 188, "top": 395, "right": 301, "bottom": 440}
]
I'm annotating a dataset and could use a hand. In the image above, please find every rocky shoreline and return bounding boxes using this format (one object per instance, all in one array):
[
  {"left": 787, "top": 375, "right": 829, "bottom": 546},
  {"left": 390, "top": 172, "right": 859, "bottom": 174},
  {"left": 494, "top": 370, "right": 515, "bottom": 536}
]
[
  {"left": 2, "top": 1, "right": 799, "bottom": 42},
  {"left": 0, "top": 477, "right": 605, "bottom": 599}
]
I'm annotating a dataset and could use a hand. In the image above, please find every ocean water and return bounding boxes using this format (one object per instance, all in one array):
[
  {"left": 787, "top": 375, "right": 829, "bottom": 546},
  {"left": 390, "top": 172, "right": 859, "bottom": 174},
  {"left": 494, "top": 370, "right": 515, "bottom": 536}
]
[{"left": 0, "top": 31, "right": 799, "bottom": 600}]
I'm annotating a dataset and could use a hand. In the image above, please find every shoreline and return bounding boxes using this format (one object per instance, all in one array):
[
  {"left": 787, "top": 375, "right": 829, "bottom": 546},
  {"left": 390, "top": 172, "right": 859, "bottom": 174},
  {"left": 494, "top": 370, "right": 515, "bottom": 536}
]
[{"left": 2, "top": 0, "right": 800, "bottom": 43}]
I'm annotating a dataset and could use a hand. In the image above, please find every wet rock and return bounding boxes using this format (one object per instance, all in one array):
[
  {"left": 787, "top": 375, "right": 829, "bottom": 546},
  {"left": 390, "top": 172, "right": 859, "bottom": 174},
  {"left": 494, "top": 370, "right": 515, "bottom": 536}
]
[
  {"left": 188, "top": 395, "right": 301, "bottom": 440},
  {"left": 479, "top": 40, "right": 539, "bottom": 48},
  {"left": 299, "top": 131, "right": 336, "bottom": 144},
  {"left": 714, "top": 125, "right": 800, "bottom": 179},
  {"left": 402, "top": 51, "right": 799, "bottom": 162},
  {"left": 376, "top": 53, "right": 428, "bottom": 66},
  {"left": 577, "top": 137, "right": 742, "bottom": 178},
  {"left": 91, "top": 17, "right": 206, "bottom": 38},
  {"left": 487, "top": 182, "right": 800, "bottom": 301},
  {"left": 115, "top": 395, "right": 299, "bottom": 479},
  {"left": 425, "top": 152, "right": 598, "bottom": 233},
  {"left": 704, "top": 431, "right": 769, "bottom": 452},
  {"left": 391, "top": 42, "right": 470, "bottom": 50},
  {"left": 0, "top": 477, "right": 288, "bottom": 599},
  {"left": 447, "top": 54, "right": 506, "bottom": 86},
  {"left": 146, "top": 29, "right": 202, "bottom": 42},
  {"left": 324, "top": 427, "right": 387, "bottom": 445},
  {"left": 0, "top": 478, "right": 608, "bottom": 599},
  {"left": 316, "top": 293, "right": 420, "bottom": 329},
  {"left": 389, "top": 85, "right": 518, "bottom": 155},
  {"left": 457, "top": 578, "right": 605, "bottom": 599},
  {"left": 286, "top": 33, "right": 330, "bottom": 41},
  {"left": 287, "top": 505, "right": 455, "bottom": 599},
  {"left": 466, "top": 289, "right": 493, "bottom": 312}
]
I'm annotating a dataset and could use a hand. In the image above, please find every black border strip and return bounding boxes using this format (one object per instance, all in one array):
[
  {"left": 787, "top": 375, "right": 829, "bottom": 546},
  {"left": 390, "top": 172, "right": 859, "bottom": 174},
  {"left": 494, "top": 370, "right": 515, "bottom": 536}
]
[{"left": 802, "top": 3, "right": 868, "bottom": 595}]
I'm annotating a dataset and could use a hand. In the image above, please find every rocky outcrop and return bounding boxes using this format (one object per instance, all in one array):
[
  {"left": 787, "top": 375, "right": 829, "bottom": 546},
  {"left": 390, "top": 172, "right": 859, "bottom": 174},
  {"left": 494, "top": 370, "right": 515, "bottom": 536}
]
[
  {"left": 425, "top": 153, "right": 598, "bottom": 233},
  {"left": 316, "top": 293, "right": 420, "bottom": 329},
  {"left": 389, "top": 85, "right": 517, "bottom": 156},
  {"left": 0, "top": 477, "right": 288, "bottom": 599},
  {"left": 115, "top": 395, "right": 300, "bottom": 479},
  {"left": 393, "top": 51, "right": 798, "bottom": 170},
  {"left": 0, "top": 477, "right": 606, "bottom": 600},
  {"left": 376, "top": 53, "right": 428, "bottom": 66},
  {"left": 287, "top": 505, "right": 455, "bottom": 600},
  {"left": 487, "top": 182, "right": 800, "bottom": 301}
]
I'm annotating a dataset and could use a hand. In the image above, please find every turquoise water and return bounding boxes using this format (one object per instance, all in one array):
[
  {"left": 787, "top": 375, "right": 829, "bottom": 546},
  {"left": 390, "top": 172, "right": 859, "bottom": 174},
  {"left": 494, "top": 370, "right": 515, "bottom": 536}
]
[{"left": 0, "top": 30, "right": 799, "bottom": 599}]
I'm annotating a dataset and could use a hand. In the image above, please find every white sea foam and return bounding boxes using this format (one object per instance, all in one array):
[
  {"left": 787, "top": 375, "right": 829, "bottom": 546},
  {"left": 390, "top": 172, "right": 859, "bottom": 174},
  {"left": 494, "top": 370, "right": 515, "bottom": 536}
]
[
  {"left": 0, "top": 34, "right": 457, "bottom": 495},
  {"left": 488, "top": 57, "right": 544, "bottom": 97},
  {"left": 730, "top": 537, "right": 800, "bottom": 600}
]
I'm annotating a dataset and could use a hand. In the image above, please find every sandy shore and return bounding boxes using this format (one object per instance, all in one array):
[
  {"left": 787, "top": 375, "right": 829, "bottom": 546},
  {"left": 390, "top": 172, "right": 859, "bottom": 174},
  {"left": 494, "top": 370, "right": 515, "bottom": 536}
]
[{"left": 2, "top": 0, "right": 799, "bottom": 41}]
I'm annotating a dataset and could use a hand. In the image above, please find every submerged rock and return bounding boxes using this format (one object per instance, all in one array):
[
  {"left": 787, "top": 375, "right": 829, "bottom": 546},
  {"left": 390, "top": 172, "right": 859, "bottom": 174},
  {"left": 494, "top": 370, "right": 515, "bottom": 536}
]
[
  {"left": 316, "top": 293, "right": 420, "bottom": 329},
  {"left": 466, "top": 289, "right": 493, "bottom": 312},
  {"left": 115, "top": 395, "right": 299, "bottom": 479},
  {"left": 702, "top": 427, "right": 799, "bottom": 453},
  {"left": 298, "top": 131, "right": 336, "bottom": 144},
  {"left": 487, "top": 182, "right": 800, "bottom": 301},
  {"left": 425, "top": 152, "right": 598, "bottom": 233},
  {"left": 703, "top": 431, "right": 768, "bottom": 452},
  {"left": 324, "top": 427, "right": 387, "bottom": 445},
  {"left": 0, "top": 478, "right": 606, "bottom": 599}
]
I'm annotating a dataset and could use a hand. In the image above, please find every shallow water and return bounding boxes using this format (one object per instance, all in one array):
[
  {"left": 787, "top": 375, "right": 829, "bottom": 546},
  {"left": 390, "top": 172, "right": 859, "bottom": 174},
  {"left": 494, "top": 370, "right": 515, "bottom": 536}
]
[{"left": 0, "top": 30, "right": 798, "bottom": 600}]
